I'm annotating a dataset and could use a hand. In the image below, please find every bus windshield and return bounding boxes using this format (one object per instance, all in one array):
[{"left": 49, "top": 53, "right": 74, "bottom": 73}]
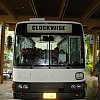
[{"left": 14, "top": 33, "right": 85, "bottom": 68}]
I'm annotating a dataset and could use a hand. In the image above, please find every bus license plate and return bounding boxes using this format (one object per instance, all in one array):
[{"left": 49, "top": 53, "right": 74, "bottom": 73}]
[{"left": 43, "top": 93, "right": 56, "bottom": 99}]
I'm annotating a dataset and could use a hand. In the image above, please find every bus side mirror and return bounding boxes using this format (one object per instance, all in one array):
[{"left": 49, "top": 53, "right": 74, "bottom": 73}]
[{"left": 7, "top": 36, "right": 12, "bottom": 49}]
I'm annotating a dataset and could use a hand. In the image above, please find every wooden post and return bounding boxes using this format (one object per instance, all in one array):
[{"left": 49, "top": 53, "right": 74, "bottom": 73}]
[
  {"left": 0, "top": 22, "right": 6, "bottom": 84},
  {"left": 99, "top": 35, "right": 100, "bottom": 60},
  {"left": 92, "top": 34, "right": 99, "bottom": 88},
  {"left": 93, "top": 34, "right": 97, "bottom": 69}
]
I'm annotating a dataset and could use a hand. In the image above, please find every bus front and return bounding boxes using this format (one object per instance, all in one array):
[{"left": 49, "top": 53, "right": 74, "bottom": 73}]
[{"left": 12, "top": 21, "right": 86, "bottom": 99}]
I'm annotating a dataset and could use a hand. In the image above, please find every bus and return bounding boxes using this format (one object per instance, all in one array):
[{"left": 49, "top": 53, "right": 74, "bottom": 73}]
[{"left": 12, "top": 19, "right": 86, "bottom": 100}]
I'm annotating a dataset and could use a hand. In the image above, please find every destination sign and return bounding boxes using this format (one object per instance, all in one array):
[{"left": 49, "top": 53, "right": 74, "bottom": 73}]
[{"left": 27, "top": 24, "right": 72, "bottom": 33}]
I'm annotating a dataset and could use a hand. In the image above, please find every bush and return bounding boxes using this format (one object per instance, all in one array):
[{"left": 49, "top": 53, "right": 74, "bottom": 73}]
[
  {"left": 86, "top": 62, "right": 93, "bottom": 73},
  {"left": 3, "top": 75, "right": 8, "bottom": 80}
]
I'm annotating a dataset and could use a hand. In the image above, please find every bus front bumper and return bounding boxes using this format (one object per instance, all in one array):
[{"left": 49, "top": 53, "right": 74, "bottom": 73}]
[{"left": 13, "top": 91, "right": 85, "bottom": 99}]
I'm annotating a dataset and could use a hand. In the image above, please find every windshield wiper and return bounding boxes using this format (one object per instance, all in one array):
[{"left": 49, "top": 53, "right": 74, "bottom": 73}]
[
  {"left": 64, "top": 63, "right": 70, "bottom": 69},
  {"left": 28, "top": 66, "right": 32, "bottom": 69}
]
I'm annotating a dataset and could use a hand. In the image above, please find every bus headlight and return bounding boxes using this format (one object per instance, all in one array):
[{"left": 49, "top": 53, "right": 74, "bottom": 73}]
[
  {"left": 23, "top": 84, "right": 28, "bottom": 90},
  {"left": 17, "top": 84, "right": 29, "bottom": 90},
  {"left": 18, "top": 84, "right": 23, "bottom": 89},
  {"left": 77, "top": 84, "right": 82, "bottom": 89},
  {"left": 75, "top": 72, "right": 84, "bottom": 80},
  {"left": 70, "top": 84, "right": 76, "bottom": 89},
  {"left": 70, "top": 84, "right": 83, "bottom": 90}
]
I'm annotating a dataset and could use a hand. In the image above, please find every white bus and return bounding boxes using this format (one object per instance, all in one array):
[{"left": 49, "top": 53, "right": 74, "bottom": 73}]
[{"left": 12, "top": 19, "right": 86, "bottom": 100}]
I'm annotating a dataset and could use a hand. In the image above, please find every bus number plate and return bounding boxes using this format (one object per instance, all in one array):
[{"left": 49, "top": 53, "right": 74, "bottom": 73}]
[{"left": 43, "top": 93, "right": 56, "bottom": 99}]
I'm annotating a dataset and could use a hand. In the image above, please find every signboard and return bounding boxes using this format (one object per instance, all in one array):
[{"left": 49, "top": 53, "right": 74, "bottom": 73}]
[{"left": 27, "top": 24, "right": 72, "bottom": 33}]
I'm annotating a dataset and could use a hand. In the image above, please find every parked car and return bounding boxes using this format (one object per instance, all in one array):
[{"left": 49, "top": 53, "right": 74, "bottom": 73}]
[{"left": 3, "top": 70, "right": 12, "bottom": 79}]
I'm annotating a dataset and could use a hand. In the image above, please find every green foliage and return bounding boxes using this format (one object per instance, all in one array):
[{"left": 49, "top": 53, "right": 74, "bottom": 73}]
[
  {"left": 4, "top": 49, "right": 13, "bottom": 71},
  {"left": 85, "top": 35, "right": 93, "bottom": 55},
  {"left": 3, "top": 75, "right": 8, "bottom": 80},
  {"left": 86, "top": 62, "right": 93, "bottom": 72},
  {"left": 85, "top": 35, "right": 93, "bottom": 73}
]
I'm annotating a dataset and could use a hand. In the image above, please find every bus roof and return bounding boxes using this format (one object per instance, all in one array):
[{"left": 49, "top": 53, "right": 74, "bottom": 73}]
[{"left": 16, "top": 20, "right": 82, "bottom": 26}]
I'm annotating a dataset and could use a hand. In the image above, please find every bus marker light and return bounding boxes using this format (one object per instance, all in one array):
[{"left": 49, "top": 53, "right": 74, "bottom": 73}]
[{"left": 43, "top": 93, "right": 56, "bottom": 99}]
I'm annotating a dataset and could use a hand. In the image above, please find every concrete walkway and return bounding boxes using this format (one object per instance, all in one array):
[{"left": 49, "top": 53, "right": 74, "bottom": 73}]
[
  {"left": 86, "top": 75, "right": 98, "bottom": 100},
  {"left": 0, "top": 79, "right": 13, "bottom": 100},
  {"left": 0, "top": 74, "right": 98, "bottom": 100}
]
